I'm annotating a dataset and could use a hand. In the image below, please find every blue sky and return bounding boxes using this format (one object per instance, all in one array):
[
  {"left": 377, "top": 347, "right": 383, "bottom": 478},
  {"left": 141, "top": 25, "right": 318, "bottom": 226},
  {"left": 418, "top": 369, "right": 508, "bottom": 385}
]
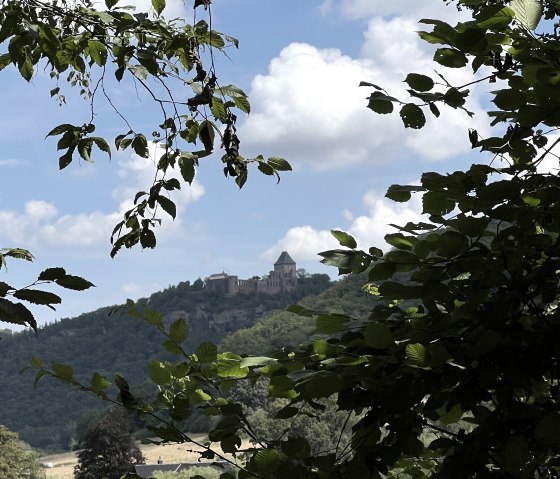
[{"left": 0, "top": 0, "right": 490, "bottom": 327}]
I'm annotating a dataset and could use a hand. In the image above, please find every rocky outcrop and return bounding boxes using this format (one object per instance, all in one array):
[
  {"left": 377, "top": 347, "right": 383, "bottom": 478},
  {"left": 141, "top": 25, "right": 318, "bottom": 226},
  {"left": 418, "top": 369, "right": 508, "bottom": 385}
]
[{"left": 164, "top": 306, "right": 267, "bottom": 337}]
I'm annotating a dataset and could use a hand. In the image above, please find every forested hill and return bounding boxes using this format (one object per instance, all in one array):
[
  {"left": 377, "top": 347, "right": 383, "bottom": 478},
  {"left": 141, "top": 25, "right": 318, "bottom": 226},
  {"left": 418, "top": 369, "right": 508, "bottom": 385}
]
[{"left": 0, "top": 273, "right": 332, "bottom": 452}]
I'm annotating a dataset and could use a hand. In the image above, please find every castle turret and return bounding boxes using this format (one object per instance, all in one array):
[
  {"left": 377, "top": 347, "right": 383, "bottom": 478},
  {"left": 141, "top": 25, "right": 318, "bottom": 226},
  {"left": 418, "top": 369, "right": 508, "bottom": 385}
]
[{"left": 274, "top": 251, "right": 296, "bottom": 279}]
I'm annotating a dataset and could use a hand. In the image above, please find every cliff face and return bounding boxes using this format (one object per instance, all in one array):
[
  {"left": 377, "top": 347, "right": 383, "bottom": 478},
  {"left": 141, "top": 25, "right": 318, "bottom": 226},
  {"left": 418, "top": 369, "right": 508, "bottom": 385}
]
[{"left": 165, "top": 306, "right": 267, "bottom": 336}]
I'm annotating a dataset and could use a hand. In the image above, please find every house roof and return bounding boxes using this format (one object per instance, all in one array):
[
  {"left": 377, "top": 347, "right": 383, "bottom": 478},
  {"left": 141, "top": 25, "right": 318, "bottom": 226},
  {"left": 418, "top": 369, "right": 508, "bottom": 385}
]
[{"left": 274, "top": 251, "right": 295, "bottom": 266}]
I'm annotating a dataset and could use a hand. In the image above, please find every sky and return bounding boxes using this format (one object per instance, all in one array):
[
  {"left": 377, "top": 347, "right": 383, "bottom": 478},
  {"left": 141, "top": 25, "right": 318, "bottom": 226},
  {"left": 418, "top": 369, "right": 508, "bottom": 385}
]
[{"left": 0, "top": 0, "right": 493, "bottom": 327}]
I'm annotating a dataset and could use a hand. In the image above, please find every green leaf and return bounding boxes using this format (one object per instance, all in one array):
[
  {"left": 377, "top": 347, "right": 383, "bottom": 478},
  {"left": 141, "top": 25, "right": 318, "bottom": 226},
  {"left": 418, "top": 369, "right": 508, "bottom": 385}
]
[
  {"left": 422, "top": 191, "right": 455, "bottom": 215},
  {"left": 55, "top": 275, "right": 95, "bottom": 291},
  {"left": 275, "top": 406, "right": 299, "bottom": 419},
  {"left": 148, "top": 360, "right": 172, "bottom": 385},
  {"left": 217, "top": 353, "right": 249, "bottom": 378},
  {"left": 400, "top": 103, "right": 426, "bottom": 129},
  {"left": 385, "top": 233, "right": 415, "bottom": 250},
  {"left": 282, "top": 437, "right": 311, "bottom": 458},
  {"left": 4, "top": 248, "right": 33, "bottom": 261},
  {"left": 386, "top": 184, "right": 425, "bottom": 202},
  {"left": 267, "top": 157, "right": 292, "bottom": 171},
  {"left": 437, "top": 403, "right": 463, "bottom": 425},
  {"left": 87, "top": 39, "right": 107, "bottom": 66},
  {"left": 429, "top": 102, "right": 441, "bottom": 117},
  {"left": 406, "top": 343, "right": 428, "bottom": 366},
  {"left": 132, "top": 134, "right": 149, "bottom": 158},
  {"left": 433, "top": 48, "right": 468, "bottom": 68},
  {"left": 0, "top": 282, "right": 11, "bottom": 296},
  {"left": 364, "top": 322, "right": 393, "bottom": 348},
  {"left": 90, "top": 372, "right": 111, "bottom": 395},
  {"left": 152, "top": 0, "right": 166, "bottom": 15},
  {"left": 316, "top": 314, "right": 349, "bottom": 334},
  {"left": 52, "top": 362, "right": 74, "bottom": 382},
  {"left": 252, "top": 449, "right": 281, "bottom": 475},
  {"left": 367, "top": 91, "right": 395, "bottom": 114},
  {"left": 0, "top": 53, "right": 12, "bottom": 71},
  {"left": 257, "top": 162, "right": 275, "bottom": 176},
  {"left": 210, "top": 96, "right": 227, "bottom": 121},
  {"left": 91, "top": 137, "right": 111, "bottom": 159},
  {"left": 195, "top": 341, "right": 217, "bottom": 363},
  {"left": 168, "top": 318, "right": 188, "bottom": 344},
  {"left": 521, "top": 195, "right": 540, "bottom": 206},
  {"left": 493, "top": 89, "right": 527, "bottom": 110},
  {"left": 239, "top": 356, "right": 278, "bottom": 368},
  {"left": 302, "top": 373, "right": 344, "bottom": 398},
  {"left": 198, "top": 120, "right": 215, "bottom": 153},
  {"left": 476, "top": 6, "right": 515, "bottom": 29},
  {"left": 0, "top": 298, "right": 37, "bottom": 331},
  {"left": 18, "top": 54, "right": 33, "bottom": 81},
  {"left": 232, "top": 95, "right": 251, "bottom": 114},
  {"left": 129, "top": 65, "right": 149, "bottom": 80},
  {"left": 157, "top": 195, "right": 176, "bottom": 219},
  {"left": 13, "top": 289, "right": 62, "bottom": 308},
  {"left": 511, "top": 0, "right": 543, "bottom": 29},
  {"left": 179, "top": 153, "right": 197, "bottom": 184},
  {"left": 405, "top": 73, "right": 434, "bottom": 92},
  {"left": 331, "top": 230, "right": 357, "bottom": 249},
  {"left": 46, "top": 124, "right": 75, "bottom": 138}
]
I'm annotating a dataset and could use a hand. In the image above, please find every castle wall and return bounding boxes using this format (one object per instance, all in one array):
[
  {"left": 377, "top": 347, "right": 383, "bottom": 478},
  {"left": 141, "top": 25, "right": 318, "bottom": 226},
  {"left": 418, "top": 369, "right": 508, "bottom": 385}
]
[{"left": 205, "top": 252, "right": 297, "bottom": 295}]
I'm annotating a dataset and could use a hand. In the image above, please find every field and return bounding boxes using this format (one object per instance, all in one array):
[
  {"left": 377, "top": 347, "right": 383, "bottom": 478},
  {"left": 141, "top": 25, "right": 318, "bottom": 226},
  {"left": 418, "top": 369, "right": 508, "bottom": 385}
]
[{"left": 40, "top": 434, "right": 222, "bottom": 479}]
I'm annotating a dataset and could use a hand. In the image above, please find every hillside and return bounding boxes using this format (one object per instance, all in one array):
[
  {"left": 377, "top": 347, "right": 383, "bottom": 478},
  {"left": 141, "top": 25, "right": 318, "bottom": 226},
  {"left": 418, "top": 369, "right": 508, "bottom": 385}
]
[{"left": 0, "top": 274, "right": 332, "bottom": 452}]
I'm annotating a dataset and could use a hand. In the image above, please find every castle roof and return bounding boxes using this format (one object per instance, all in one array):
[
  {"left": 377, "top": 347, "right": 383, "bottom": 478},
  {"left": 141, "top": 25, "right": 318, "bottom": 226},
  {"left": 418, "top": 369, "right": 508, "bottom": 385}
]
[{"left": 274, "top": 251, "right": 295, "bottom": 266}]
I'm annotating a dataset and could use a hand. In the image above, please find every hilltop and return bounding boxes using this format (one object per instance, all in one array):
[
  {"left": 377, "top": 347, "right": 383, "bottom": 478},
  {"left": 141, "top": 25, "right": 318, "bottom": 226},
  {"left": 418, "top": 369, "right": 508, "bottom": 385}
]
[{"left": 0, "top": 272, "right": 332, "bottom": 452}]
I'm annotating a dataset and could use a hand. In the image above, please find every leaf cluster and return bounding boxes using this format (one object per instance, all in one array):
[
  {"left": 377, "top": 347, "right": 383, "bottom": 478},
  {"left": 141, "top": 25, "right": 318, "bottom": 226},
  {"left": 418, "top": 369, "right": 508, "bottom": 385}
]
[
  {"left": 0, "top": 254, "right": 93, "bottom": 331},
  {"left": 0, "top": 0, "right": 292, "bottom": 259}
]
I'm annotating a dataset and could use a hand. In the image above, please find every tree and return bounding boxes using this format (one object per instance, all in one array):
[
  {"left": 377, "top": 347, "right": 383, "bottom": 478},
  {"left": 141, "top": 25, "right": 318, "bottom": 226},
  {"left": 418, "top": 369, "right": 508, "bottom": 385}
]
[
  {"left": 74, "top": 408, "right": 144, "bottom": 479},
  {"left": 31, "top": 0, "right": 560, "bottom": 478},
  {"left": 0, "top": 425, "right": 45, "bottom": 479},
  {"left": 0, "top": 0, "right": 290, "bottom": 331}
]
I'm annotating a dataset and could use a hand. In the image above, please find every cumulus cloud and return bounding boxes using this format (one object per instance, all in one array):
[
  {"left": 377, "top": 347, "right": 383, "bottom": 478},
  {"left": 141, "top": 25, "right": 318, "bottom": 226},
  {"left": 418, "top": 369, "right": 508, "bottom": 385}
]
[
  {"left": 320, "top": 0, "right": 465, "bottom": 23},
  {"left": 0, "top": 144, "right": 204, "bottom": 248},
  {"left": 263, "top": 189, "right": 424, "bottom": 261},
  {"left": 240, "top": 15, "right": 489, "bottom": 171}
]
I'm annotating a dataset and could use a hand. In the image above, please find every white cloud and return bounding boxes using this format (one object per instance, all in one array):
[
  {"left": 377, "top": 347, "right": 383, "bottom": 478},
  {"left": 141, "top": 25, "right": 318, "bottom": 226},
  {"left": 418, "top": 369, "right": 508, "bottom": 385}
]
[
  {"left": 240, "top": 15, "right": 489, "bottom": 170},
  {"left": 25, "top": 200, "right": 58, "bottom": 220},
  {"left": 121, "top": 281, "right": 162, "bottom": 299},
  {"left": 0, "top": 144, "right": 204, "bottom": 248},
  {"left": 321, "top": 0, "right": 465, "bottom": 23},
  {"left": 117, "top": 0, "right": 187, "bottom": 19},
  {"left": 0, "top": 159, "right": 25, "bottom": 168},
  {"left": 264, "top": 189, "right": 424, "bottom": 261}
]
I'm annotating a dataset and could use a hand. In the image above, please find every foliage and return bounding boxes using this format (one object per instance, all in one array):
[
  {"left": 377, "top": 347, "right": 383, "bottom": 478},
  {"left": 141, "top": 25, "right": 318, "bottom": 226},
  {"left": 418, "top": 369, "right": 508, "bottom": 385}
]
[
  {"left": 28, "top": 0, "right": 560, "bottom": 478},
  {"left": 0, "top": 0, "right": 293, "bottom": 330},
  {"left": 74, "top": 407, "right": 144, "bottom": 479},
  {"left": 0, "top": 0, "right": 290, "bottom": 260},
  {"left": 0, "top": 252, "right": 94, "bottom": 331},
  {"left": 0, "top": 425, "right": 45, "bottom": 479}
]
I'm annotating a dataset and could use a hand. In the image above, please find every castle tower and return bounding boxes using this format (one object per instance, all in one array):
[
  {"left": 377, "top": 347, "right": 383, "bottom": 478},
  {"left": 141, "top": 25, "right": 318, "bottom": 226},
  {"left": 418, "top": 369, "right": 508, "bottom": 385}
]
[{"left": 274, "top": 251, "right": 296, "bottom": 279}]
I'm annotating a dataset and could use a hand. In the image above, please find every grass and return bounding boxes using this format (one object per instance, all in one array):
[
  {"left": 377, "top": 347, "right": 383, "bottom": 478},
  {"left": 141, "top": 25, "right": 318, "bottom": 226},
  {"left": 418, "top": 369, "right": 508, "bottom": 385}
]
[{"left": 41, "top": 434, "right": 217, "bottom": 479}]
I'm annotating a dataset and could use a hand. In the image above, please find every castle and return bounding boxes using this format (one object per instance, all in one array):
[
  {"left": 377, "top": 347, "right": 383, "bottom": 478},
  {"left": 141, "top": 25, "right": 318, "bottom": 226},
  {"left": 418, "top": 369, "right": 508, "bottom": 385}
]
[{"left": 205, "top": 251, "right": 297, "bottom": 295}]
